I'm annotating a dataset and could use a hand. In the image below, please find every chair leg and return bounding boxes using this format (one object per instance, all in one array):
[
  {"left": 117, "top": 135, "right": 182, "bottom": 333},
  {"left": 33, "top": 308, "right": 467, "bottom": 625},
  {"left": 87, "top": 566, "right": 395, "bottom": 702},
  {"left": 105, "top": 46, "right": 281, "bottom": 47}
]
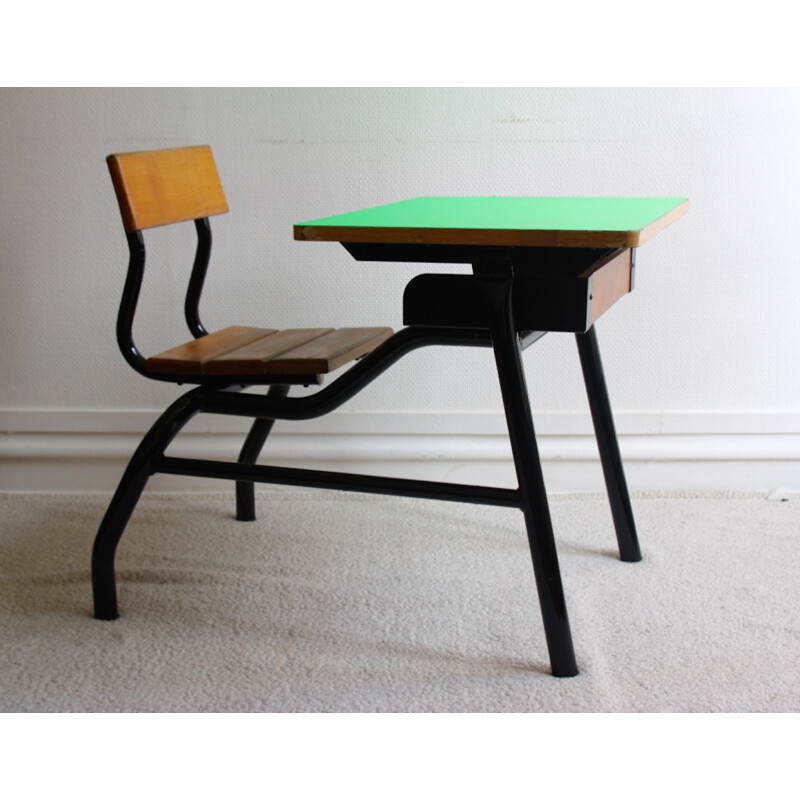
[
  {"left": 235, "top": 384, "right": 290, "bottom": 521},
  {"left": 575, "top": 328, "right": 642, "bottom": 563},
  {"left": 475, "top": 262, "right": 578, "bottom": 677},
  {"left": 91, "top": 391, "right": 201, "bottom": 620}
]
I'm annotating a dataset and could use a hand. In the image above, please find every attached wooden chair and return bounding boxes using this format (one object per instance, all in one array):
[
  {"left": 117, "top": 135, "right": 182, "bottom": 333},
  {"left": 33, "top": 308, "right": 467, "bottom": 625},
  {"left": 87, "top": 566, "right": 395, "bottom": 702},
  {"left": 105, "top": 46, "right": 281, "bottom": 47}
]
[
  {"left": 107, "top": 145, "right": 391, "bottom": 387},
  {"left": 93, "top": 145, "right": 393, "bottom": 618}
]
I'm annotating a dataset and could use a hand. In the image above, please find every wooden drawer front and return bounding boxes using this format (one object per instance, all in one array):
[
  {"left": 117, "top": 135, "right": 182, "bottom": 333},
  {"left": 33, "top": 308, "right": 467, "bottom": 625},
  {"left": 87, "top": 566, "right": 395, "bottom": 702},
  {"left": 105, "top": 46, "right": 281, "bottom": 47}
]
[
  {"left": 583, "top": 248, "right": 634, "bottom": 326},
  {"left": 403, "top": 248, "right": 633, "bottom": 333}
]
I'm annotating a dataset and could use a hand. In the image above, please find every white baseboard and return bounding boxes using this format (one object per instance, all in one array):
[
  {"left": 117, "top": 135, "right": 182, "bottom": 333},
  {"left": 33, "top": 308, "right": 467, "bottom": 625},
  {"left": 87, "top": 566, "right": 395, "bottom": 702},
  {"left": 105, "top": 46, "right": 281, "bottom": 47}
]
[{"left": 1, "top": 410, "right": 799, "bottom": 493}]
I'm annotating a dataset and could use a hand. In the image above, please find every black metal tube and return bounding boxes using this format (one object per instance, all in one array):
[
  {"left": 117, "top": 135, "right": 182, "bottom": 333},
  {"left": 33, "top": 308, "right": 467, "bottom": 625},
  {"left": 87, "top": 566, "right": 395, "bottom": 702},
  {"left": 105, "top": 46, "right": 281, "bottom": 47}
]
[
  {"left": 235, "top": 384, "right": 291, "bottom": 521},
  {"left": 185, "top": 218, "right": 212, "bottom": 338},
  {"left": 116, "top": 230, "right": 149, "bottom": 375},
  {"left": 576, "top": 327, "right": 641, "bottom": 562},
  {"left": 156, "top": 456, "right": 522, "bottom": 508},
  {"left": 196, "top": 326, "right": 493, "bottom": 422},
  {"left": 475, "top": 259, "right": 578, "bottom": 677},
  {"left": 91, "top": 389, "right": 206, "bottom": 620}
]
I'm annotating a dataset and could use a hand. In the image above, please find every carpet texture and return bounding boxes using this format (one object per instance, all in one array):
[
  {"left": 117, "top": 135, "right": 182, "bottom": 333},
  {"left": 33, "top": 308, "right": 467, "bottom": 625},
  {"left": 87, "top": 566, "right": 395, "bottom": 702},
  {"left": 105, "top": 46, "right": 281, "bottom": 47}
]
[{"left": 1, "top": 490, "right": 798, "bottom": 712}]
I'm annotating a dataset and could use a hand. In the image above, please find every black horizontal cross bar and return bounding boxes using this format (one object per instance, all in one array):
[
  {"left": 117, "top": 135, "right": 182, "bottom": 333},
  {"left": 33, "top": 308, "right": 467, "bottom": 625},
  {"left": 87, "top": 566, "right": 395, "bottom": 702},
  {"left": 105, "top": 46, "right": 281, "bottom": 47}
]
[{"left": 155, "top": 456, "right": 522, "bottom": 508}]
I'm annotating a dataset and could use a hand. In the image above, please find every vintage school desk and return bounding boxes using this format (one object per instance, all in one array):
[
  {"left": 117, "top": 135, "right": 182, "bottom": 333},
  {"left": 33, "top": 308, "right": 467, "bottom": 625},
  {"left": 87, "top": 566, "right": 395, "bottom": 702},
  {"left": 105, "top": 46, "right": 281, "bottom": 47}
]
[
  {"left": 293, "top": 196, "right": 688, "bottom": 677},
  {"left": 93, "top": 171, "right": 686, "bottom": 679}
]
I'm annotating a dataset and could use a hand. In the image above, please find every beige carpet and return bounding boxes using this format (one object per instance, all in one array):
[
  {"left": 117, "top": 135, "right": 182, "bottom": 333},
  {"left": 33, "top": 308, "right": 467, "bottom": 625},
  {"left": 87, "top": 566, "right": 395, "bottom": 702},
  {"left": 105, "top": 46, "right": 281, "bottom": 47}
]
[{"left": 1, "top": 490, "right": 798, "bottom": 712}]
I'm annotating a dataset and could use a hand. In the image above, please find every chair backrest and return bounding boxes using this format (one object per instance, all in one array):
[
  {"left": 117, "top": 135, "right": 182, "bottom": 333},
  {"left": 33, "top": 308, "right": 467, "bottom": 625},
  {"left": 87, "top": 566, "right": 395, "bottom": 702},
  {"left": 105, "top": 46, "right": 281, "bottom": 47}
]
[{"left": 106, "top": 145, "right": 229, "bottom": 232}]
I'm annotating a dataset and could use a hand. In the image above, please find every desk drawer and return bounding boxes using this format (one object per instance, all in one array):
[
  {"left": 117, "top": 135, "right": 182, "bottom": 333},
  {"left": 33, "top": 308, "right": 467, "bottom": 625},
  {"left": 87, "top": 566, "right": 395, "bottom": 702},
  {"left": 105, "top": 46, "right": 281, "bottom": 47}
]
[{"left": 403, "top": 248, "right": 633, "bottom": 333}]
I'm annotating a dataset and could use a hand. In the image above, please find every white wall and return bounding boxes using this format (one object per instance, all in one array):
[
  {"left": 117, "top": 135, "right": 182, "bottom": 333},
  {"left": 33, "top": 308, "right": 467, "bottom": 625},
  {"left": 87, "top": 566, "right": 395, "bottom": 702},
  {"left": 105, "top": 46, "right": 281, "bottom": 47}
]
[{"left": 2, "top": 88, "right": 799, "bottom": 492}]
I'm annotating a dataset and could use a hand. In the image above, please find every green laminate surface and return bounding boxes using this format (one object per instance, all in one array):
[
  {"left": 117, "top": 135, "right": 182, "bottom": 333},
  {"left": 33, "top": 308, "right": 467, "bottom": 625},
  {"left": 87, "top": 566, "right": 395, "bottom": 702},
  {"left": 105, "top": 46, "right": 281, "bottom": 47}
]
[{"left": 296, "top": 196, "right": 688, "bottom": 233}]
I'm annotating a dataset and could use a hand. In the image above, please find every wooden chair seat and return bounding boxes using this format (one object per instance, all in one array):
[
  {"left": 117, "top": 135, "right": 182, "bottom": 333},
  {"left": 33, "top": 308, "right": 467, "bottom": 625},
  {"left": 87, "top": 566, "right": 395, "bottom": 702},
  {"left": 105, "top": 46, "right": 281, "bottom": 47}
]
[{"left": 146, "top": 325, "right": 393, "bottom": 377}]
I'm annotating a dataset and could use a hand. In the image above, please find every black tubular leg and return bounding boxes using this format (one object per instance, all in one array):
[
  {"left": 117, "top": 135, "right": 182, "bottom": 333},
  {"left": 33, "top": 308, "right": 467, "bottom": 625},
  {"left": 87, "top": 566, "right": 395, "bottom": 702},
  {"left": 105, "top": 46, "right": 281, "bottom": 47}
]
[
  {"left": 576, "top": 328, "right": 642, "bottom": 563},
  {"left": 475, "top": 260, "right": 578, "bottom": 678},
  {"left": 91, "top": 391, "right": 203, "bottom": 620},
  {"left": 235, "top": 384, "right": 290, "bottom": 521}
]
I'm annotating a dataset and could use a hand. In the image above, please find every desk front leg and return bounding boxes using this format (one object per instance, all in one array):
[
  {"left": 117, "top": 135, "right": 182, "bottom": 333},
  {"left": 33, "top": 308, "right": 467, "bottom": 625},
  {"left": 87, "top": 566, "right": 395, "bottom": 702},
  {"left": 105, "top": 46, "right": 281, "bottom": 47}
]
[{"left": 474, "top": 260, "right": 578, "bottom": 678}]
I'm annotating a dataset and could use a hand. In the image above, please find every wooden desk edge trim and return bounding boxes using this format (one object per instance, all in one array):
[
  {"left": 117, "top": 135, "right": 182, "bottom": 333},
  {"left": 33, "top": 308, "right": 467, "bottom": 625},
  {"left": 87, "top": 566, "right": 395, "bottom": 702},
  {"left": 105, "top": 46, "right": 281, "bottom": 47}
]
[
  {"left": 295, "top": 225, "right": 639, "bottom": 249},
  {"left": 632, "top": 199, "right": 690, "bottom": 247}
]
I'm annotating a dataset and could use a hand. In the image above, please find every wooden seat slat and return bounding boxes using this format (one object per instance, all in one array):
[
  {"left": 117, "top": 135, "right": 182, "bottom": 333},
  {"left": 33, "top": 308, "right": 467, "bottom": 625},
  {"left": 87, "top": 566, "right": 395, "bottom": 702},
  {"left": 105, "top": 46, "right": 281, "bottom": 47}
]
[
  {"left": 267, "top": 327, "right": 394, "bottom": 374},
  {"left": 146, "top": 326, "right": 278, "bottom": 375},
  {"left": 205, "top": 328, "right": 334, "bottom": 375}
]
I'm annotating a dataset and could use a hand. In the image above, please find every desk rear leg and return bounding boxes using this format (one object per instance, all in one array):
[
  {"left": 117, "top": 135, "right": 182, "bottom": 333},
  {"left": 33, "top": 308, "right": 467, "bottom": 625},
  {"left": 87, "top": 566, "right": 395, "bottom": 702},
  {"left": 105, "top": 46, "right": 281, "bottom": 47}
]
[{"left": 576, "top": 327, "right": 642, "bottom": 563}]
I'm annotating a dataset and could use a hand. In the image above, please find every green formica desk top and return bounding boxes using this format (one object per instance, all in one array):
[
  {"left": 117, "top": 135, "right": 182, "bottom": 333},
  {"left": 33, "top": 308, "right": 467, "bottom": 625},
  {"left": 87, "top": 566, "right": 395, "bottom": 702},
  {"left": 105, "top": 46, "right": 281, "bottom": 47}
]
[{"left": 295, "top": 196, "right": 689, "bottom": 249}]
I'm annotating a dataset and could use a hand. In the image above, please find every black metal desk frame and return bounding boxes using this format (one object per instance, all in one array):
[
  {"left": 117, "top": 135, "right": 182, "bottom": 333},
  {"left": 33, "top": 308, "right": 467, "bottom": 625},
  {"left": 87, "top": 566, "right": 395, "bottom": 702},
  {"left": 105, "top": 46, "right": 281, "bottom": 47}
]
[{"left": 92, "top": 237, "right": 641, "bottom": 678}]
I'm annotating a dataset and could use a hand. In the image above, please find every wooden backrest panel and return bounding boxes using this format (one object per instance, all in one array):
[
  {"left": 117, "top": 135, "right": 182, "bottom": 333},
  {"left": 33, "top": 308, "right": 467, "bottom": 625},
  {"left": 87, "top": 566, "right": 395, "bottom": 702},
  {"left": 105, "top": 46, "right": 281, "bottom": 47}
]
[{"left": 106, "top": 145, "right": 229, "bottom": 232}]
